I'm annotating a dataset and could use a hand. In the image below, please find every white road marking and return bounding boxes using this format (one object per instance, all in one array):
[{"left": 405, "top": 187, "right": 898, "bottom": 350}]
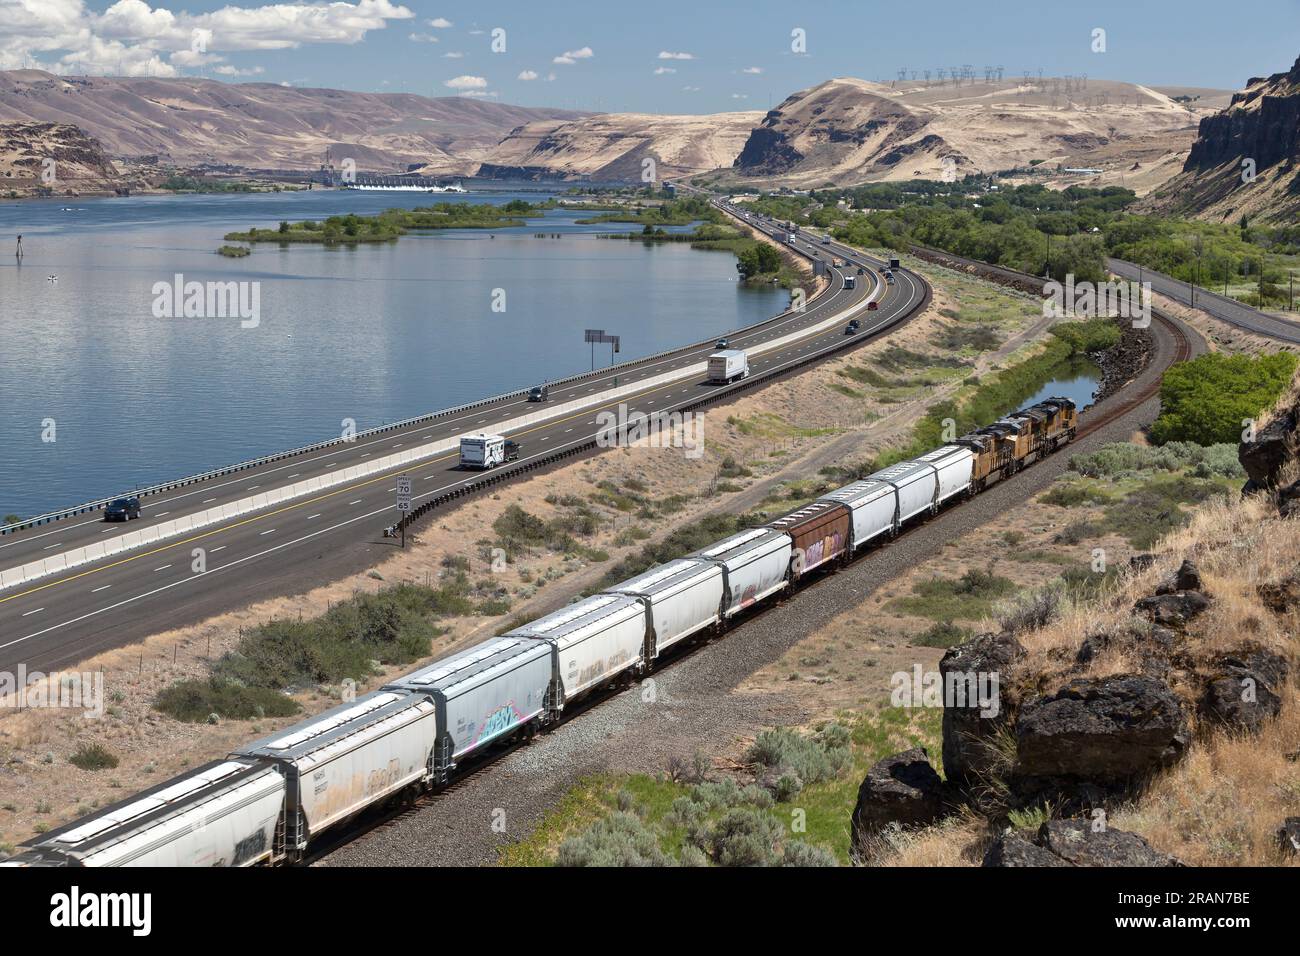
[
  {"left": 154, "top": 565, "right": 172, "bottom": 572},
  {"left": 91, "top": 585, "right": 111, "bottom": 593},
  {"left": 21, "top": 608, "right": 43, "bottom": 617}
]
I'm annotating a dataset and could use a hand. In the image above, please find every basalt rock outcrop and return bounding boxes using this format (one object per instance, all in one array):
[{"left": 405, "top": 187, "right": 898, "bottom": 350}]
[
  {"left": 1014, "top": 675, "right": 1190, "bottom": 796},
  {"left": 984, "top": 820, "right": 1183, "bottom": 867},
  {"left": 940, "top": 631, "right": 1025, "bottom": 789},
  {"left": 850, "top": 748, "right": 950, "bottom": 859}
]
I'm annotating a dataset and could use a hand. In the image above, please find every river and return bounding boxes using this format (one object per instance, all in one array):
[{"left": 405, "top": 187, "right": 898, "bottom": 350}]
[{"left": 0, "top": 189, "right": 786, "bottom": 518}]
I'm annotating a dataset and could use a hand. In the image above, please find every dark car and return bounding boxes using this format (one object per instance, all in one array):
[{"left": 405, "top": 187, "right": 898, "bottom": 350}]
[
  {"left": 857, "top": 266, "right": 865, "bottom": 275},
  {"left": 867, "top": 301, "right": 879, "bottom": 311},
  {"left": 504, "top": 439, "right": 520, "bottom": 462},
  {"left": 845, "top": 319, "right": 861, "bottom": 334},
  {"left": 715, "top": 337, "right": 730, "bottom": 349},
  {"left": 104, "top": 497, "right": 141, "bottom": 521},
  {"left": 527, "top": 384, "right": 549, "bottom": 402}
]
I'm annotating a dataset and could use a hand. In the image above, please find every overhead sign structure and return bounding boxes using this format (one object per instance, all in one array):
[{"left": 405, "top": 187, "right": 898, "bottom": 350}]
[{"left": 584, "top": 329, "right": 620, "bottom": 369}]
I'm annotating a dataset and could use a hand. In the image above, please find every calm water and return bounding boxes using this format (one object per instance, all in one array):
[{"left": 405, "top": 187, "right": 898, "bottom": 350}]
[
  {"left": 1019, "top": 355, "right": 1101, "bottom": 412},
  {"left": 0, "top": 190, "right": 785, "bottom": 517}
]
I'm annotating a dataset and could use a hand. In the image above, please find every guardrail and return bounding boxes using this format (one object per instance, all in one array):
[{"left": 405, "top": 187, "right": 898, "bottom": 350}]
[
  {"left": 1, "top": 225, "right": 835, "bottom": 538},
  {"left": 403, "top": 263, "right": 931, "bottom": 529},
  {"left": 0, "top": 254, "right": 868, "bottom": 592}
]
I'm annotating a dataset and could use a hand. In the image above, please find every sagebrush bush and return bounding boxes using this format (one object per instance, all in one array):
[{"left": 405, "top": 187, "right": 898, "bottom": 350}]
[
  {"left": 745, "top": 722, "right": 852, "bottom": 788},
  {"left": 780, "top": 840, "right": 839, "bottom": 867},
  {"left": 69, "top": 743, "right": 119, "bottom": 771},
  {"left": 555, "top": 812, "right": 672, "bottom": 867},
  {"left": 996, "top": 585, "right": 1064, "bottom": 635},
  {"left": 154, "top": 678, "right": 301, "bottom": 723},
  {"left": 701, "top": 808, "right": 784, "bottom": 867}
]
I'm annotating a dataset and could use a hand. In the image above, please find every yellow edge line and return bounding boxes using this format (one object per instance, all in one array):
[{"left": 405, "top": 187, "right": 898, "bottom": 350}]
[{"left": 2, "top": 270, "right": 881, "bottom": 607}]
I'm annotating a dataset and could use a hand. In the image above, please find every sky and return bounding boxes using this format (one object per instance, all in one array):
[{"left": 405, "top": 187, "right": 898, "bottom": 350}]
[{"left": 3, "top": 0, "right": 1298, "bottom": 113}]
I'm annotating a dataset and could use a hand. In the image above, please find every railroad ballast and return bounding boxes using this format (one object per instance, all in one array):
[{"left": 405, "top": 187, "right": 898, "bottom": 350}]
[{"left": 11, "top": 397, "right": 1077, "bottom": 867}]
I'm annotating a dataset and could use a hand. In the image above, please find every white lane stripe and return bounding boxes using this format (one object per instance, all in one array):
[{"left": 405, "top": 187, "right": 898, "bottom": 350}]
[
  {"left": 91, "top": 585, "right": 111, "bottom": 593},
  {"left": 154, "top": 565, "right": 172, "bottom": 571},
  {"left": 21, "top": 607, "right": 43, "bottom": 616}
]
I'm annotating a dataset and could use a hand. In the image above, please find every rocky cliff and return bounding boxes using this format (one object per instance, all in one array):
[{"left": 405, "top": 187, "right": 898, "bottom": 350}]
[
  {"left": 1141, "top": 55, "right": 1300, "bottom": 222},
  {"left": 0, "top": 121, "right": 129, "bottom": 196},
  {"left": 725, "top": 76, "right": 1204, "bottom": 191},
  {"left": 475, "top": 111, "right": 762, "bottom": 181}
]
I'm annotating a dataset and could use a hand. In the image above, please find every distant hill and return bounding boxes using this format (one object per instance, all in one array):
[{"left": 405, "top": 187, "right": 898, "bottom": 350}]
[
  {"left": 721, "top": 76, "right": 1213, "bottom": 193},
  {"left": 0, "top": 71, "right": 586, "bottom": 173},
  {"left": 1140, "top": 56, "right": 1300, "bottom": 223},
  {"left": 0, "top": 121, "right": 130, "bottom": 196},
  {"left": 476, "top": 111, "right": 763, "bottom": 181}
]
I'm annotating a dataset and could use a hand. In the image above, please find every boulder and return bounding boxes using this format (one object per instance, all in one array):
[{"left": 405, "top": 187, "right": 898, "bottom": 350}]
[
  {"left": 1279, "top": 479, "right": 1300, "bottom": 519},
  {"left": 1155, "top": 559, "right": 1204, "bottom": 595},
  {"left": 983, "top": 820, "right": 1179, "bottom": 867},
  {"left": 982, "top": 828, "right": 1069, "bottom": 867},
  {"left": 1133, "top": 590, "right": 1211, "bottom": 628},
  {"left": 1277, "top": 817, "right": 1300, "bottom": 856},
  {"left": 1016, "top": 675, "right": 1188, "bottom": 783},
  {"left": 1075, "top": 624, "right": 1179, "bottom": 669},
  {"left": 940, "top": 631, "right": 1025, "bottom": 788},
  {"left": 1199, "top": 648, "right": 1288, "bottom": 732},
  {"left": 1129, "top": 553, "right": 1157, "bottom": 572},
  {"left": 1258, "top": 573, "right": 1300, "bottom": 615},
  {"left": 1238, "top": 409, "right": 1297, "bottom": 487},
  {"left": 850, "top": 748, "right": 948, "bottom": 857}
]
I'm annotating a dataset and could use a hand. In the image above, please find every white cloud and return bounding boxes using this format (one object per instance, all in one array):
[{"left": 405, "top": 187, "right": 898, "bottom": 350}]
[
  {"left": 461, "top": 89, "right": 496, "bottom": 97},
  {"left": 0, "top": 0, "right": 414, "bottom": 76},
  {"left": 408, "top": 32, "right": 438, "bottom": 42},
  {"left": 731, "top": 93, "right": 747, "bottom": 99},
  {"left": 658, "top": 51, "right": 694, "bottom": 60},
  {"left": 682, "top": 85, "right": 700, "bottom": 92},
  {"left": 517, "top": 69, "right": 538, "bottom": 81},
  {"left": 442, "top": 51, "right": 463, "bottom": 58},
  {"left": 427, "top": 16, "right": 452, "bottom": 28},
  {"left": 546, "top": 71, "right": 555, "bottom": 81},
  {"left": 443, "top": 74, "right": 486, "bottom": 90},
  {"left": 215, "top": 63, "right": 264, "bottom": 76},
  {"left": 742, "top": 66, "right": 762, "bottom": 74},
  {"left": 653, "top": 66, "right": 675, "bottom": 75},
  {"left": 553, "top": 45, "right": 592, "bottom": 64}
]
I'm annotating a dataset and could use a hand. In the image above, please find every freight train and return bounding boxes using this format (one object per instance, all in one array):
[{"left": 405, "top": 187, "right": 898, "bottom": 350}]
[{"left": 6, "top": 397, "right": 1077, "bottom": 867}]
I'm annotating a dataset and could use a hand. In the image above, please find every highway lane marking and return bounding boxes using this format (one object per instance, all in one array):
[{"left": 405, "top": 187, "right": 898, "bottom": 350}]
[
  {"left": 307, "top": 514, "right": 322, "bottom": 519},
  {"left": 21, "top": 607, "right": 43, "bottom": 617},
  {"left": 202, "top": 498, "right": 216, "bottom": 504},
  {"left": 210, "top": 546, "right": 226, "bottom": 553},
  {"left": 259, "top": 529, "right": 276, "bottom": 535},
  {"left": 0, "top": 252, "right": 880, "bottom": 607},
  {"left": 91, "top": 585, "right": 111, "bottom": 593},
  {"left": 349, "top": 500, "right": 363, "bottom": 505},
  {"left": 154, "top": 565, "right": 172, "bottom": 572},
  {"left": 154, "top": 512, "right": 170, "bottom": 518},
  {"left": 4, "top": 276, "right": 842, "bottom": 560}
]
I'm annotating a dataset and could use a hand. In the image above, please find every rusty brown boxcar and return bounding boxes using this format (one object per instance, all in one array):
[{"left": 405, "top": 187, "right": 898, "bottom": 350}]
[{"left": 766, "top": 500, "right": 852, "bottom": 580}]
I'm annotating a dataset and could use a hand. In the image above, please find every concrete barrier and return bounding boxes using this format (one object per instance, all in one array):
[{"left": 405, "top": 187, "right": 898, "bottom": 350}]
[{"left": 0, "top": 268, "right": 883, "bottom": 593}]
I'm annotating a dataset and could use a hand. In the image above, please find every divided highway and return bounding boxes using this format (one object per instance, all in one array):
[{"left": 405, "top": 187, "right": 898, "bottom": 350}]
[
  {"left": 0, "top": 208, "right": 930, "bottom": 672},
  {"left": 1108, "top": 257, "right": 1300, "bottom": 345}
]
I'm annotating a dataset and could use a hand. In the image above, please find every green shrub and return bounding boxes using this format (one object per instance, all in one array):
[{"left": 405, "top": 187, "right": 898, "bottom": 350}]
[
  {"left": 555, "top": 812, "right": 673, "bottom": 867},
  {"left": 700, "top": 807, "right": 784, "bottom": 866},
  {"left": 1151, "top": 353, "right": 1298, "bottom": 446},
  {"left": 154, "top": 678, "right": 301, "bottom": 722},
  {"left": 746, "top": 723, "right": 852, "bottom": 787},
  {"left": 914, "top": 621, "right": 972, "bottom": 648},
  {"left": 780, "top": 841, "right": 840, "bottom": 867},
  {"left": 69, "top": 743, "right": 119, "bottom": 771}
]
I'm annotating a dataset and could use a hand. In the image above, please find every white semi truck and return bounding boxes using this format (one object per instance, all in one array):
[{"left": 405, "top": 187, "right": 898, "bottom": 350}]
[
  {"left": 459, "top": 434, "right": 520, "bottom": 469},
  {"left": 708, "top": 349, "right": 750, "bottom": 384}
]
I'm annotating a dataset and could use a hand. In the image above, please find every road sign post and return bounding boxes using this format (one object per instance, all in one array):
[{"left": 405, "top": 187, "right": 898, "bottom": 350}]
[{"left": 395, "top": 475, "right": 412, "bottom": 548}]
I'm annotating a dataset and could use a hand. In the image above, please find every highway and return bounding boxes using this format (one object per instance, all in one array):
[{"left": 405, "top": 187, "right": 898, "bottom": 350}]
[
  {"left": 1108, "top": 256, "right": 1300, "bottom": 344},
  {"left": 0, "top": 204, "right": 930, "bottom": 672}
]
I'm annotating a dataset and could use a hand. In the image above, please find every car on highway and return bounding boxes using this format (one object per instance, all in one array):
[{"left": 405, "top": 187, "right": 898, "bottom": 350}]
[
  {"left": 821, "top": 236, "right": 831, "bottom": 245},
  {"left": 527, "top": 384, "right": 549, "bottom": 402},
  {"left": 715, "top": 337, "right": 730, "bottom": 349},
  {"left": 104, "top": 497, "right": 141, "bottom": 521},
  {"left": 857, "top": 266, "right": 865, "bottom": 275},
  {"left": 845, "top": 319, "right": 861, "bottom": 334},
  {"left": 867, "top": 301, "right": 879, "bottom": 311}
]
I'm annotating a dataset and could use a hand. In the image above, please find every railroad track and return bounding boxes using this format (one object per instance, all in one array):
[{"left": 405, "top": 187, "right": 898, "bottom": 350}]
[{"left": 309, "top": 240, "right": 1200, "bottom": 868}]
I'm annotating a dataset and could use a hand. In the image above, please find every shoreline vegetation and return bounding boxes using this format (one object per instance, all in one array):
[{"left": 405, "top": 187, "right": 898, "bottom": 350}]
[
  {"left": 220, "top": 199, "right": 546, "bottom": 247},
  {"left": 586, "top": 194, "right": 805, "bottom": 288}
]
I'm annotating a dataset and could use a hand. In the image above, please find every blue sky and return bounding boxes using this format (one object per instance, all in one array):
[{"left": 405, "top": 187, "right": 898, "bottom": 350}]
[{"left": 9, "top": 0, "right": 1300, "bottom": 111}]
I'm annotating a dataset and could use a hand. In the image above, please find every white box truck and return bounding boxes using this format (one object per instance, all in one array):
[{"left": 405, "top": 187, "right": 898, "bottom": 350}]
[
  {"left": 459, "top": 434, "right": 519, "bottom": 469},
  {"left": 708, "top": 349, "right": 749, "bottom": 384}
]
